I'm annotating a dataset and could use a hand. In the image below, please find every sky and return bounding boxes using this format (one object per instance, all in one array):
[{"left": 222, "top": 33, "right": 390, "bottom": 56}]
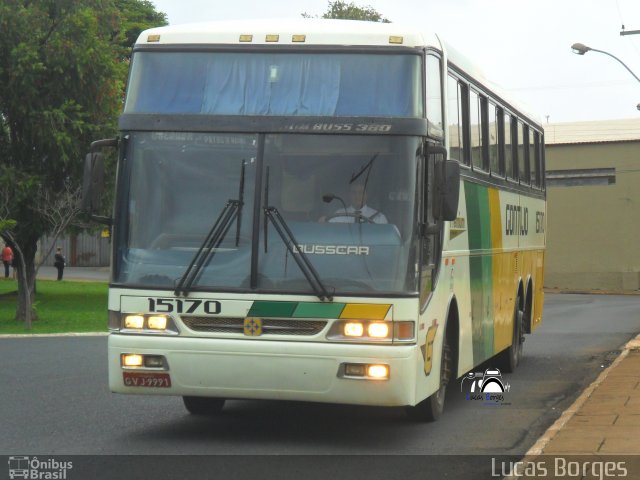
[{"left": 149, "top": 0, "right": 640, "bottom": 124}]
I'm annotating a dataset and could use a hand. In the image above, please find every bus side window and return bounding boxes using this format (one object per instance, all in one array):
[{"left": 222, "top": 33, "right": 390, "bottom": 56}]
[
  {"left": 488, "top": 103, "right": 500, "bottom": 176},
  {"left": 447, "top": 75, "right": 464, "bottom": 163},
  {"left": 518, "top": 121, "right": 528, "bottom": 185},
  {"left": 426, "top": 54, "right": 443, "bottom": 139},
  {"left": 469, "top": 90, "right": 484, "bottom": 171},
  {"left": 531, "top": 130, "right": 540, "bottom": 188},
  {"left": 504, "top": 113, "right": 515, "bottom": 180}
]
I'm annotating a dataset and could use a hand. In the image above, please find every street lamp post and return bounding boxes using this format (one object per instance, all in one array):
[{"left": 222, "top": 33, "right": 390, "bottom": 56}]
[{"left": 571, "top": 42, "right": 640, "bottom": 84}]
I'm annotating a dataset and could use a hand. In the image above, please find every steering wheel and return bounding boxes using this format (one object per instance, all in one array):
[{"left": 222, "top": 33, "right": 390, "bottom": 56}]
[{"left": 325, "top": 212, "right": 376, "bottom": 224}]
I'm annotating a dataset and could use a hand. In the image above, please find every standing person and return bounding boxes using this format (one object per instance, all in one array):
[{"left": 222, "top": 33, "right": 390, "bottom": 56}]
[
  {"left": 54, "top": 247, "right": 66, "bottom": 281},
  {"left": 2, "top": 244, "right": 13, "bottom": 279}
]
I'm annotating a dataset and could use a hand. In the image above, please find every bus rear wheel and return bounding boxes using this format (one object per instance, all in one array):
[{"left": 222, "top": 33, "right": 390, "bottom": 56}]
[
  {"left": 405, "top": 334, "right": 452, "bottom": 422},
  {"left": 497, "top": 301, "right": 524, "bottom": 373},
  {"left": 182, "top": 396, "right": 226, "bottom": 415}
]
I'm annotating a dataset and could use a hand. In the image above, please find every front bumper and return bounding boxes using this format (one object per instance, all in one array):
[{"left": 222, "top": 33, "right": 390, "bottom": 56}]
[{"left": 108, "top": 333, "right": 418, "bottom": 407}]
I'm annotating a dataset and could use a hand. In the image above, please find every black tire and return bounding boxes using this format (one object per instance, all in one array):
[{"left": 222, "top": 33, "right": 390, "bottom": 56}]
[
  {"left": 406, "top": 334, "right": 452, "bottom": 422},
  {"left": 496, "top": 301, "right": 524, "bottom": 373},
  {"left": 182, "top": 396, "right": 226, "bottom": 415}
]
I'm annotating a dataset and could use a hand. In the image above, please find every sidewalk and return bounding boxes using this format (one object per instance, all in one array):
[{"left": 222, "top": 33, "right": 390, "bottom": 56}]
[
  {"left": 37, "top": 265, "right": 109, "bottom": 282},
  {"left": 506, "top": 334, "right": 640, "bottom": 479}
]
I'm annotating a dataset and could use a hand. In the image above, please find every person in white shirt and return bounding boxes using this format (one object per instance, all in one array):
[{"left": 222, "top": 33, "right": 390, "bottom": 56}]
[{"left": 327, "top": 183, "right": 388, "bottom": 224}]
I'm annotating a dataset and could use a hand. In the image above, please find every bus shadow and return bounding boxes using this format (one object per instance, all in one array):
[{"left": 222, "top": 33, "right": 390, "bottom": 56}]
[{"left": 126, "top": 383, "right": 467, "bottom": 451}]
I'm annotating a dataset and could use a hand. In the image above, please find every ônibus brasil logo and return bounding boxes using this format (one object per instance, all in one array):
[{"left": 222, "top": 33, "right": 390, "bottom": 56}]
[
  {"left": 8, "top": 456, "right": 73, "bottom": 479},
  {"left": 460, "top": 368, "right": 511, "bottom": 406}
]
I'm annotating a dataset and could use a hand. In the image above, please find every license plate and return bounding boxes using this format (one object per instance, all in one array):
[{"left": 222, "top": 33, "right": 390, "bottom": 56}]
[{"left": 123, "top": 372, "right": 171, "bottom": 388}]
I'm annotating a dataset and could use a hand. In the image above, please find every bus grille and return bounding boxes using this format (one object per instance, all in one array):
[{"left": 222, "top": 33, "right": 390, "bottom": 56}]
[{"left": 181, "top": 317, "right": 327, "bottom": 336}]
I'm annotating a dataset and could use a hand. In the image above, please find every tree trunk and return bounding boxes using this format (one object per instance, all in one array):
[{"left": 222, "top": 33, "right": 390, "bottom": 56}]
[{"left": 13, "top": 239, "right": 37, "bottom": 328}]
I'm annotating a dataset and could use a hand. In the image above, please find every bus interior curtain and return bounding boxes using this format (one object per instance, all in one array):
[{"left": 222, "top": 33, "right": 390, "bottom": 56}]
[{"left": 128, "top": 53, "right": 416, "bottom": 117}]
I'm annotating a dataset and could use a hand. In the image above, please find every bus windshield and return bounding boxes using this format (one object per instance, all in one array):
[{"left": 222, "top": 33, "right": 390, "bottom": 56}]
[
  {"left": 124, "top": 51, "right": 423, "bottom": 118},
  {"left": 115, "top": 132, "right": 420, "bottom": 295}
]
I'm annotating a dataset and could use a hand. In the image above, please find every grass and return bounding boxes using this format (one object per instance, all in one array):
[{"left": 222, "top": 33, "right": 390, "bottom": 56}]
[{"left": 0, "top": 279, "right": 108, "bottom": 334}]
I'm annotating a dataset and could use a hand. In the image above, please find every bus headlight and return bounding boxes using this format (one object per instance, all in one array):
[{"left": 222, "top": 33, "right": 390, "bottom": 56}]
[
  {"left": 367, "top": 322, "right": 389, "bottom": 338},
  {"left": 344, "top": 322, "right": 364, "bottom": 337},
  {"left": 124, "top": 315, "right": 145, "bottom": 329},
  {"left": 327, "top": 320, "right": 414, "bottom": 343},
  {"left": 116, "top": 313, "right": 180, "bottom": 335},
  {"left": 147, "top": 316, "right": 168, "bottom": 330}
]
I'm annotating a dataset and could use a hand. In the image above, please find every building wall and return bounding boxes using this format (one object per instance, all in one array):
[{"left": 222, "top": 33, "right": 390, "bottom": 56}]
[{"left": 545, "top": 141, "right": 640, "bottom": 291}]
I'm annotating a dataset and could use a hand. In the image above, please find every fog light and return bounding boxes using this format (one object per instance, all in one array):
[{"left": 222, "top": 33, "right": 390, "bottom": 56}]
[
  {"left": 124, "top": 315, "right": 144, "bottom": 329},
  {"left": 368, "top": 322, "right": 389, "bottom": 338},
  {"left": 344, "top": 322, "right": 364, "bottom": 337},
  {"left": 144, "top": 355, "right": 165, "bottom": 368},
  {"left": 367, "top": 364, "right": 389, "bottom": 379},
  {"left": 147, "top": 316, "right": 168, "bottom": 330},
  {"left": 345, "top": 364, "right": 366, "bottom": 377},
  {"left": 122, "top": 354, "right": 144, "bottom": 368}
]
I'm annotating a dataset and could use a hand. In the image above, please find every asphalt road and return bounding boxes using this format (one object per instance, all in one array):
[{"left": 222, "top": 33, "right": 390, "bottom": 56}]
[{"left": 1, "top": 293, "right": 639, "bottom": 478}]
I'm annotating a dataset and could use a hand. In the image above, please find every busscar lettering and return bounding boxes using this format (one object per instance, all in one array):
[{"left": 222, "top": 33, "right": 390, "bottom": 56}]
[
  {"left": 285, "top": 123, "right": 392, "bottom": 133},
  {"left": 295, "top": 244, "right": 370, "bottom": 256}
]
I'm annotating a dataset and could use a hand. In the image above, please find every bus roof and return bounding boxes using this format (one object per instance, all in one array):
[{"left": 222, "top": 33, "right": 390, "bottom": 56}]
[{"left": 136, "top": 18, "right": 441, "bottom": 48}]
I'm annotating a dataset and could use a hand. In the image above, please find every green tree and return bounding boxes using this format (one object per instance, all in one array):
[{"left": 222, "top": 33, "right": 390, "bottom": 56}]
[
  {"left": 0, "top": 0, "right": 166, "bottom": 326},
  {"left": 302, "top": 1, "right": 391, "bottom": 22}
]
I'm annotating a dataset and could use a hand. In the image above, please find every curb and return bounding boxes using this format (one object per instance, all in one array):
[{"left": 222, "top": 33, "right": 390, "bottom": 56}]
[
  {"left": 503, "top": 333, "right": 640, "bottom": 479},
  {"left": 543, "top": 288, "right": 640, "bottom": 296},
  {"left": 0, "top": 332, "right": 108, "bottom": 338}
]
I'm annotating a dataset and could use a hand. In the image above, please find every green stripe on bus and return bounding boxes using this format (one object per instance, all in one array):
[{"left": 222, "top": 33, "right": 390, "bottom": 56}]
[
  {"left": 464, "top": 182, "right": 495, "bottom": 365},
  {"left": 292, "top": 303, "right": 346, "bottom": 318},
  {"left": 248, "top": 301, "right": 298, "bottom": 317}
]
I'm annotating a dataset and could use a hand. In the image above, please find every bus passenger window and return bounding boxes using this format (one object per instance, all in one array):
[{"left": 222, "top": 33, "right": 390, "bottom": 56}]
[
  {"left": 469, "top": 90, "right": 483, "bottom": 170},
  {"left": 530, "top": 131, "right": 540, "bottom": 187},
  {"left": 447, "top": 75, "right": 464, "bottom": 163},
  {"left": 518, "top": 122, "right": 528, "bottom": 184},
  {"left": 504, "top": 114, "right": 515, "bottom": 180},
  {"left": 488, "top": 103, "right": 499, "bottom": 175}
]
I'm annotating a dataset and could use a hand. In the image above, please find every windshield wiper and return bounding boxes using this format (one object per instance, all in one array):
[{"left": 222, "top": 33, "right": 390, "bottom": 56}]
[
  {"left": 174, "top": 161, "right": 246, "bottom": 297},
  {"left": 264, "top": 205, "right": 333, "bottom": 302}
]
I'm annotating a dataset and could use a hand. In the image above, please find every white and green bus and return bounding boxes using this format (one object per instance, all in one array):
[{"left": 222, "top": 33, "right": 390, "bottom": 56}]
[{"left": 84, "top": 19, "right": 545, "bottom": 421}]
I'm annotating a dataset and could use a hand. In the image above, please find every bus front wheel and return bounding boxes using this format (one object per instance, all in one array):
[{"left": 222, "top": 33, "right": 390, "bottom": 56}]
[
  {"left": 405, "top": 334, "right": 452, "bottom": 422},
  {"left": 182, "top": 396, "right": 226, "bottom": 415}
]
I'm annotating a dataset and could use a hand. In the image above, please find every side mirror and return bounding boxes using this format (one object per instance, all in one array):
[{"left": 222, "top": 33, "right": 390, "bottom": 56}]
[
  {"left": 81, "top": 152, "right": 105, "bottom": 214},
  {"left": 437, "top": 159, "right": 460, "bottom": 221},
  {"left": 427, "top": 145, "right": 460, "bottom": 223},
  {"left": 82, "top": 137, "right": 117, "bottom": 225}
]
